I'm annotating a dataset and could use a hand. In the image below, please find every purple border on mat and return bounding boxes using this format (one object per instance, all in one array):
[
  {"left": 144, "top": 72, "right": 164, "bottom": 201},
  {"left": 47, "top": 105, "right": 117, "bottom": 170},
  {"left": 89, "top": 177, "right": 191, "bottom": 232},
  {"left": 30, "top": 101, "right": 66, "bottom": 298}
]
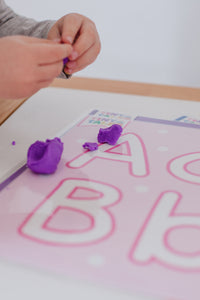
[
  {"left": 0, "top": 164, "right": 27, "bottom": 192},
  {"left": 135, "top": 116, "right": 200, "bottom": 129}
]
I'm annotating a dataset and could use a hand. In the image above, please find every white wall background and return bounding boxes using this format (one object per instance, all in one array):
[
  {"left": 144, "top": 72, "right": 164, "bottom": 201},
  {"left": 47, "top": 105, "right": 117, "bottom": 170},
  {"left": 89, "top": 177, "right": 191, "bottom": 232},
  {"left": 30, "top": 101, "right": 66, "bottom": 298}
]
[{"left": 5, "top": 0, "right": 200, "bottom": 88}]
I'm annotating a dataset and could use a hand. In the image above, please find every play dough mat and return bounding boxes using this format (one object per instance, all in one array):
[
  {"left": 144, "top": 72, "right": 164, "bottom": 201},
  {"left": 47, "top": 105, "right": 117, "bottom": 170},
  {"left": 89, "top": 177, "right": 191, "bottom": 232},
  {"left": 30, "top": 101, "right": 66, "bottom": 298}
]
[{"left": 1, "top": 109, "right": 200, "bottom": 300}]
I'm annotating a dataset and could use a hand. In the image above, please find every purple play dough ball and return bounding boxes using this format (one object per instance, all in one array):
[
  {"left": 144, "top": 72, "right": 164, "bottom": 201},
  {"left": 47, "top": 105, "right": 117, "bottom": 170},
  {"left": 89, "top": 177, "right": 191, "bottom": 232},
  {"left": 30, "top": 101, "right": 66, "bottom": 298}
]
[
  {"left": 27, "top": 137, "right": 64, "bottom": 174},
  {"left": 97, "top": 124, "right": 123, "bottom": 145}
]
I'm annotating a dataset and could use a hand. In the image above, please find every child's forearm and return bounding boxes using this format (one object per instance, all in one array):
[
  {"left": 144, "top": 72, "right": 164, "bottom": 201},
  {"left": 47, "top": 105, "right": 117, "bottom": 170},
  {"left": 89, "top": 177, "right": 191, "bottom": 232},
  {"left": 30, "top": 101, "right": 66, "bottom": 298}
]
[{"left": 0, "top": 0, "right": 55, "bottom": 38}]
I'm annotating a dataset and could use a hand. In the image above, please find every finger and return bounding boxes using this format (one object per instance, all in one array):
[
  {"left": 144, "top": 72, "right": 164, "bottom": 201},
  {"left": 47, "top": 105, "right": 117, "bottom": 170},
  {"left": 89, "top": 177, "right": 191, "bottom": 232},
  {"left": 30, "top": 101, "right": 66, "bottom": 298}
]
[
  {"left": 36, "top": 61, "right": 63, "bottom": 81},
  {"left": 33, "top": 43, "right": 72, "bottom": 65},
  {"left": 65, "top": 41, "right": 101, "bottom": 74},
  {"left": 17, "top": 35, "right": 60, "bottom": 45},
  {"left": 68, "top": 20, "right": 100, "bottom": 61},
  {"left": 47, "top": 24, "right": 62, "bottom": 42},
  {"left": 61, "top": 13, "right": 84, "bottom": 45}
]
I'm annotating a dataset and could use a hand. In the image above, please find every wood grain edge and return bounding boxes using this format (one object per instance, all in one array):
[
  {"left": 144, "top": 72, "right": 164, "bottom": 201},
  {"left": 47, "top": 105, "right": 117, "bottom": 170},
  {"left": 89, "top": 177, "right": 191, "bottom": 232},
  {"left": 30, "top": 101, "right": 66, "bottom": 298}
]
[
  {"left": 0, "top": 98, "right": 27, "bottom": 125},
  {"left": 51, "top": 77, "right": 200, "bottom": 102}
]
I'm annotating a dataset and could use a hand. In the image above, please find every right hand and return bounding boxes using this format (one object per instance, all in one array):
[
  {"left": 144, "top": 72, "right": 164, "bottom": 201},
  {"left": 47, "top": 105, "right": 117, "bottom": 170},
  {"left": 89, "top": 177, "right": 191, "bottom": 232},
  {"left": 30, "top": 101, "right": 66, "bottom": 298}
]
[{"left": 0, "top": 35, "right": 72, "bottom": 99}]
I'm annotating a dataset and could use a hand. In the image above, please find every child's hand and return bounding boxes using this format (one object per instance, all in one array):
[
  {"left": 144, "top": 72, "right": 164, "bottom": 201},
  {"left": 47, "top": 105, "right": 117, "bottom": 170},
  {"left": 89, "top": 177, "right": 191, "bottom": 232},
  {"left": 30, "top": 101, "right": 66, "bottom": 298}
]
[
  {"left": 47, "top": 13, "right": 101, "bottom": 75},
  {"left": 0, "top": 36, "right": 72, "bottom": 99}
]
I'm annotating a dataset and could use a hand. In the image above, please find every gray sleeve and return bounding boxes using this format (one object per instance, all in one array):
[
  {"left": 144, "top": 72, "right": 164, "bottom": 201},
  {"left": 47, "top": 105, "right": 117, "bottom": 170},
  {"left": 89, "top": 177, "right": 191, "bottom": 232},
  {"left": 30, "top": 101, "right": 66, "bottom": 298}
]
[
  {"left": 0, "top": 0, "right": 55, "bottom": 38},
  {"left": 0, "top": 0, "right": 69, "bottom": 79}
]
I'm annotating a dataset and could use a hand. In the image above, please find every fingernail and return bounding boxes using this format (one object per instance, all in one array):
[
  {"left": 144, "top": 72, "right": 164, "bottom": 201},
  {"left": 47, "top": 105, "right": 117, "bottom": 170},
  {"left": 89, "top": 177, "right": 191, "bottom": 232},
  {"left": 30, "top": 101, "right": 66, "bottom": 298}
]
[
  {"left": 67, "top": 61, "right": 76, "bottom": 69},
  {"left": 65, "top": 36, "right": 73, "bottom": 44},
  {"left": 70, "top": 50, "right": 78, "bottom": 60}
]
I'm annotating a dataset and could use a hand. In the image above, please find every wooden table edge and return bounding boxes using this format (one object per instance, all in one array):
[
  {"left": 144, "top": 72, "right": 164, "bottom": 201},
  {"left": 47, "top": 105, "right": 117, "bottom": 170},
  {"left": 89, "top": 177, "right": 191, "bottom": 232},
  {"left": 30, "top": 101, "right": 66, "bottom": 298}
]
[
  {"left": 51, "top": 77, "right": 200, "bottom": 101},
  {"left": 1, "top": 77, "right": 200, "bottom": 125}
]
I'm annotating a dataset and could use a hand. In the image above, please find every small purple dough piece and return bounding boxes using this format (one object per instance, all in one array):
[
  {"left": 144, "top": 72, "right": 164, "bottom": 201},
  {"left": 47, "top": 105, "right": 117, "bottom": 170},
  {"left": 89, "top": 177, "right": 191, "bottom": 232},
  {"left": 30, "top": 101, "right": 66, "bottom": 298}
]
[
  {"left": 63, "top": 57, "right": 69, "bottom": 65},
  {"left": 97, "top": 124, "right": 123, "bottom": 145},
  {"left": 12, "top": 141, "right": 16, "bottom": 145},
  {"left": 27, "top": 137, "right": 64, "bottom": 174},
  {"left": 63, "top": 57, "right": 71, "bottom": 78},
  {"left": 82, "top": 142, "right": 98, "bottom": 151}
]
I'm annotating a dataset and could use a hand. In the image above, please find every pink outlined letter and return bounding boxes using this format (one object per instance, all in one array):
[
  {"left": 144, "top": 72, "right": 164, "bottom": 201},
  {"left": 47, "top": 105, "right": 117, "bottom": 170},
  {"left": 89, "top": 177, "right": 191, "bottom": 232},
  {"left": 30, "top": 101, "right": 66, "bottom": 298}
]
[
  {"left": 19, "top": 178, "right": 121, "bottom": 246},
  {"left": 67, "top": 133, "right": 149, "bottom": 177},
  {"left": 130, "top": 191, "right": 200, "bottom": 271},
  {"left": 168, "top": 152, "right": 200, "bottom": 184}
]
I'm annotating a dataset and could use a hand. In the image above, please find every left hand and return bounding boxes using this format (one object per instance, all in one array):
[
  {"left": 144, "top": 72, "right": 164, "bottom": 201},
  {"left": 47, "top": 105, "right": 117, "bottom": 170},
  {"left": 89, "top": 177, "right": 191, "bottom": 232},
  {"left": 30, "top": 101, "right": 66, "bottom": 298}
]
[{"left": 47, "top": 13, "right": 101, "bottom": 75}]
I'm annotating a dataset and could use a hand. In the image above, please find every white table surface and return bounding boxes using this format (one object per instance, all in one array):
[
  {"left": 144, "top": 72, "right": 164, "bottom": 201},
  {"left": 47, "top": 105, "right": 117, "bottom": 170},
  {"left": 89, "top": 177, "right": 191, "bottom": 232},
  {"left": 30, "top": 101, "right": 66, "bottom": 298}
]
[{"left": 1, "top": 86, "right": 200, "bottom": 300}]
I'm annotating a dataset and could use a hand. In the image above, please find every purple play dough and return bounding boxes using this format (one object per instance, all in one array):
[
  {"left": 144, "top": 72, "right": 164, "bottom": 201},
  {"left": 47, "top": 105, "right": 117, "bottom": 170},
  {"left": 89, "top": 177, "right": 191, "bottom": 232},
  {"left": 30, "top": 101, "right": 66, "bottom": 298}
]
[
  {"left": 82, "top": 142, "right": 98, "bottom": 151},
  {"left": 63, "top": 57, "right": 69, "bottom": 65},
  {"left": 27, "top": 137, "right": 64, "bottom": 174},
  {"left": 97, "top": 124, "right": 123, "bottom": 145}
]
